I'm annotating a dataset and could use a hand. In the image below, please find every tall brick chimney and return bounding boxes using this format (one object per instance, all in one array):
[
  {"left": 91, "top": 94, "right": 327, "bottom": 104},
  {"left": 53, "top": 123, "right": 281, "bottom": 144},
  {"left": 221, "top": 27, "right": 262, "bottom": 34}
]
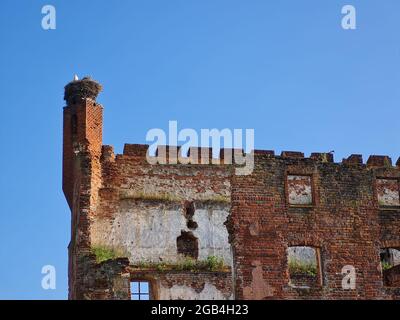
[
  {"left": 62, "top": 76, "right": 103, "bottom": 299},
  {"left": 62, "top": 76, "right": 103, "bottom": 208}
]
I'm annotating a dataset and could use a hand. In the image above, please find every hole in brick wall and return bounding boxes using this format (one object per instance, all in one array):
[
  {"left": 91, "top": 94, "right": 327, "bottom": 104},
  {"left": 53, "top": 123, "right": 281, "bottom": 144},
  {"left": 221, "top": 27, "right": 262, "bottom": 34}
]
[
  {"left": 184, "top": 201, "right": 195, "bottom": 217},
  {"left": 287, "top": 175, "right": 313, "bottom": 206},
  {"left": 184, "top": 201, "right": 198, "bottom": 230},
  {"left": 187, "top": 220, "right": 198, "bottom": 229},
  {"left": 177, "top": 231, "right": 198, "bottom": 259},
  {"left": 380, "top": 248, "right": 400, "bottom": 287},
  {"left": 287, "top": 246, "right": 321, "bottom": 288}
]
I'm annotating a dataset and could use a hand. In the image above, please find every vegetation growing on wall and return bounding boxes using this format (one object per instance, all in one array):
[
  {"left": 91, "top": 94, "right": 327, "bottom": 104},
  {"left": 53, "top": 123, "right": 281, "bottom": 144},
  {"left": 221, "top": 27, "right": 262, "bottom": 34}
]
[
  {"left": 288, "top": 259, "right": 317, "bottom": 277},
  {"left": 381, "top": 261, "right": 393, "bottom": 271},
  {"left": 91, "top": 245, "right": 127, "bottom": 263},
  {"left": 119, "top": 191, "right": 230, "bottom": 204},
  {"left": 132, "top": 256, "right": 228, "bottom": 272}
]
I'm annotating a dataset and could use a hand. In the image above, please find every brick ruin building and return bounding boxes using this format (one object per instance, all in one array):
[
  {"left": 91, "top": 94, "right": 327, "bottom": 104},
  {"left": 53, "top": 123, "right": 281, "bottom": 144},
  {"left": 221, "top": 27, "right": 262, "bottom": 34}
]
[{"left": 62, "top": 77, "right": 400, "bottom": 300}]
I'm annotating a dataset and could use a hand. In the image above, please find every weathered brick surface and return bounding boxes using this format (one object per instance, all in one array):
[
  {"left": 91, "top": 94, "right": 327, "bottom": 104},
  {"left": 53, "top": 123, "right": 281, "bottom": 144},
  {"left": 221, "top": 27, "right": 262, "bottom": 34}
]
[
  {"left": 63, "top": 96, "right": 104, "bottom": 299},
  {"left": 75, "top": 256, "right": 131, "bottom": 300},
  {"left": 62, "top": 79, "right": 400, "bottom": 300},
  {"left": 128, "top": 270, "right": 233, "bottom": 300},
  {"left": 230, "top": 154, "right": 400, "bottom": 299},
  {"left": 384, "top": 265, "right": 400, "bottom": 287}
]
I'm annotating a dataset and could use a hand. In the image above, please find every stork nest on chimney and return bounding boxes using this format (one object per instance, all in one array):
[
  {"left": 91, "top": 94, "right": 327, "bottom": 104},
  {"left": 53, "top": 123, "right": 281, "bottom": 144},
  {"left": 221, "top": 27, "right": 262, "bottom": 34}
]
[{"left": 64, "top": 76, "right": 103, "bottom": 104}]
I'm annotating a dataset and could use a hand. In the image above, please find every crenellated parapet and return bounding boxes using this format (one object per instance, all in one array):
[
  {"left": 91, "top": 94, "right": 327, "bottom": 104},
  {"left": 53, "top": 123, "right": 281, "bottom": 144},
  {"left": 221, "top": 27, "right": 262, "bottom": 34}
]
[{"left": 104, "top": 143, "right": 400, "bottom": 171}]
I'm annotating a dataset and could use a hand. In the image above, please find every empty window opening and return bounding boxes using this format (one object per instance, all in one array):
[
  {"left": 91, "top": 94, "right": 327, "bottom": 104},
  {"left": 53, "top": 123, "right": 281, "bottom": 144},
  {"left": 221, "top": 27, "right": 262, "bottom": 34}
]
[
  {"left": 380, "top": 248, "right": 400, "bottom": 287},
  {"left": 287, "top": 246, "right": 321, "bottom": 288},
  {"left": 287, "top": 175, "right": 313, "bottom": 206},
  {"left": 177, "top": 231, "right": 198, "bottom": 259},
  {"left": 376, "top": 179, "right": 400, "bottom": 207},
  {"left": 131, "top": 280, "right": 150, "bottom": 300}
]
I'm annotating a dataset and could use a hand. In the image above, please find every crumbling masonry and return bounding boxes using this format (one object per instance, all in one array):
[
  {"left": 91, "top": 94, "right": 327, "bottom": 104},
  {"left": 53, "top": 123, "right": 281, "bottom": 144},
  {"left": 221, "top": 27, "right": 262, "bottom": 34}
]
[{"left": 63, "top": 78, "right": 400, "bottom": 299}]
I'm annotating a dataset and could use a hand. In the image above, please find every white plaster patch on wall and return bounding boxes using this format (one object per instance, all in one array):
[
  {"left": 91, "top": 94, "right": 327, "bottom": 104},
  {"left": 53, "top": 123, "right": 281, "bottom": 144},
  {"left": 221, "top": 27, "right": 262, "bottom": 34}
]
[
  {"left": 191, "top": 209, "right": 232, "bottom": 264},
  {"left": 158, "top": 282, "right": 233, "bottom": 300},
  {"left": 91, "top": 203, "right": 232, "bottom": 266},
  {"left": 377, "top": 179, "right": 400, "bottom": 206},
  {"left": 287, "top": 175, "right": 313, "bottom": 205},
  {"left": 91, "top": 207, "right": 186, "bottom": 262},
  {"left": 392, "top": 249, "right": 400, "bottom": 266}
]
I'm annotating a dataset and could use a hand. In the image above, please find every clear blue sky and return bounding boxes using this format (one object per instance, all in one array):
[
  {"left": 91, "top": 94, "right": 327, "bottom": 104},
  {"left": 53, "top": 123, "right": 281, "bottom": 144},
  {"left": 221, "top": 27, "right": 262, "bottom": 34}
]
[{"left": 0, "top": 0, "right": 399, "bottom": 299}]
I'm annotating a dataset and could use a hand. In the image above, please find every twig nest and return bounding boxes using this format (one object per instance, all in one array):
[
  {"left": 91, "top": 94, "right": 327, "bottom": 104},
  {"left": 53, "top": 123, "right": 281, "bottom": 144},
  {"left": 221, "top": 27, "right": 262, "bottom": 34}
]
[{"left": 64, "top": 76, "right": 103, "bottom": 104}]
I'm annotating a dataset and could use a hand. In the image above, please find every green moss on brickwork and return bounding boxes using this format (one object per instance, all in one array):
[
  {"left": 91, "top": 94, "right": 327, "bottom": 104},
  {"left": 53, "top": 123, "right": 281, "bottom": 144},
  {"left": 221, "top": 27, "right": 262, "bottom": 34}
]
[
  {"left": 381, "top": 261, "right": 393, "bottom": 271},
  {"left": 91, "top": 245, "right": 127, "bottom": 263},
  {"left": 205, "top": 195, "right": 230, "bottom": 203},
  {"left": 204, "top": 255, "right": 225, "bottom": 271},
  {"left": 119, "top": 191, "right": 230, "bottom": 204},
  {"left": 120, "top": 191, "right": 181, "bottom": 202},
  {"left": 132, "top": 256, "right": 228, "bottom": 272}
]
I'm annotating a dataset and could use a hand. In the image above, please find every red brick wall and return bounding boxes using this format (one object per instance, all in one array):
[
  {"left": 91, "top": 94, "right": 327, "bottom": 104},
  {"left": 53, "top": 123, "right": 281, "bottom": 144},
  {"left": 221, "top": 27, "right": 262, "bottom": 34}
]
[
  {"left": 230, "top": 152, "right": 400, "bottom": 299},
  {"left": 62, "top": 100, "right": 102, "bottom": 208},
  {"left": 63, "top": 99, "right": 104, "bottom": 299},
  {"left": 62, "top": 86, "right": 400, "bottom": 300},
  {"left": 129, "top": 270, "right": 233, "bottom": 300}
]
